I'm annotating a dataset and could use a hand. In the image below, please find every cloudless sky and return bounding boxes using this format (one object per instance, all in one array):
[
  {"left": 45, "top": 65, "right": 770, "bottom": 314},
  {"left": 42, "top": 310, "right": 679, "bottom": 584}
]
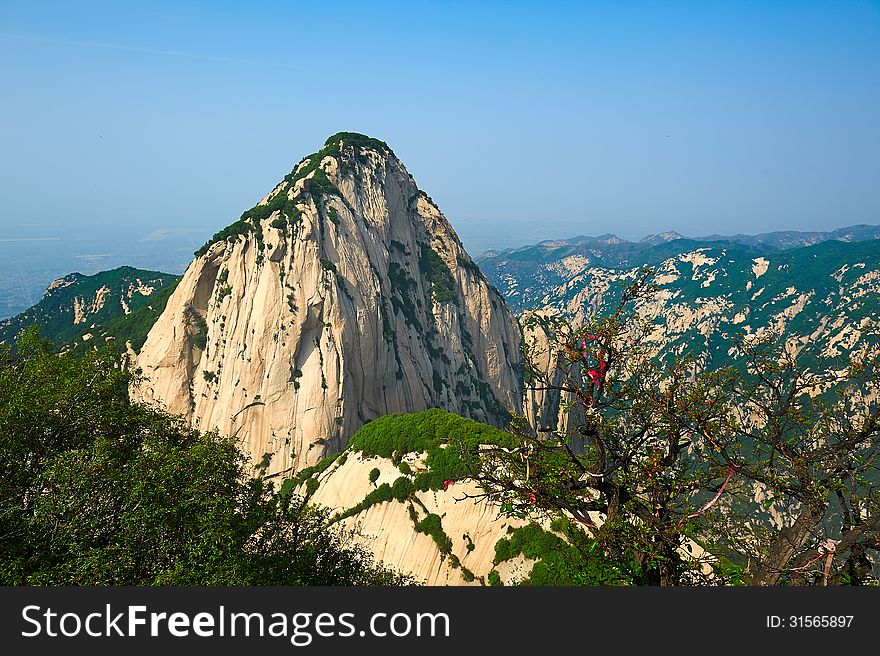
[{"left": 1, "top": 0, "right": 878, "bottom": 252}]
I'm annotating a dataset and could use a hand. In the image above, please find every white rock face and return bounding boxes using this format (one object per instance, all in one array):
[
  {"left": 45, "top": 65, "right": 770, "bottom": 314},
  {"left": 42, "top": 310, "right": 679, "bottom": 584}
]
[
  {"left": 300, "top": 450, "right": 534, "bottom": 586},
  {"left": 520, "top": 311, "right": 584, "bottom": 435},
  {"left": 134, "top": 136, "right": 523, "bottom": 475}
]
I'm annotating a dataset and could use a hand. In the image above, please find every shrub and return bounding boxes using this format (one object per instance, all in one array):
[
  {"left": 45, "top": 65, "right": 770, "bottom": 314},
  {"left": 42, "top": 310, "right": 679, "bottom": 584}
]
[
  {"left": 419, "top": 244, "right": 457, "bottom": 303},
  {"left": 347, "top": 409, "right": 515, "bottom": 492}
]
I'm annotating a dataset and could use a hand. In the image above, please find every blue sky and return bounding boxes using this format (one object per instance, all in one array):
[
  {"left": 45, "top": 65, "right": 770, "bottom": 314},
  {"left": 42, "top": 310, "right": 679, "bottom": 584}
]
[{"left": 1, "top": 0, "right": 878, "bottom": 252}]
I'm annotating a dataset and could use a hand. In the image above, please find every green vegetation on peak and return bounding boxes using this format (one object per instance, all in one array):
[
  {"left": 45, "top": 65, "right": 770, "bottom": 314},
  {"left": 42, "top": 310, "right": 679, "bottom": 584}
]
[
  {"left": 323, "top": 132, "right": 391, "bottom": 155},
  {"left": 349, "top": 408, "right": 512, "bottom": 458},
  {"left": 299, "top": 409, "right": 516, "bottom": 527},
  {"left": 195, "top": 133, "right": 391, "bottom": 258}
]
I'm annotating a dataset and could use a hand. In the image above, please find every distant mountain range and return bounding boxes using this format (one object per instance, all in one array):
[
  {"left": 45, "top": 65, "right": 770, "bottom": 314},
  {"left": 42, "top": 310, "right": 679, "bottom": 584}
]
[
  {"left": 476, "top": 231, "right": 880, "bottom": 380},
  {"left": 480, "top": 223, "right": 880, "bottom": 259},
  {"left": 476, "top": 224, "right": 880, "bottom": 315},
  {"left": 632, "top": 224, "right": 880, "bottom": 250}
]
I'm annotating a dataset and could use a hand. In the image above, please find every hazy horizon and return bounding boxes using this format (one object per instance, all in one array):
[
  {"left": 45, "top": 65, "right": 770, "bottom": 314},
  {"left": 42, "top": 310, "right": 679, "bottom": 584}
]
[{"left": 1, "top": 0, "right": 879, "bottom": 315}]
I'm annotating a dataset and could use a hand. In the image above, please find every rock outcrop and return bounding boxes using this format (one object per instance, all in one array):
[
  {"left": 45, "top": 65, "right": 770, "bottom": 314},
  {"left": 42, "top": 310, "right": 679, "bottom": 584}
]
[
  {"left": 134, "top": 133, "right": 522, "bottom": 475},
  {"left": 0, "top": 266, "right": 179, "bottom": 352},
  {"left": 299, "top": 450, "right": 533, "bottom": 586}
]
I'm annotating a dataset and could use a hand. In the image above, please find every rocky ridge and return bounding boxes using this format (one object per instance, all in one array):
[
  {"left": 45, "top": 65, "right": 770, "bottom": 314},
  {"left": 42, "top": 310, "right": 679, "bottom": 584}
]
[
  {"left": 480, "top": 239, "right": 880, "bottom": 380},
  {"left": 0, "top": 266, "right": 179, "bottom": 352}
]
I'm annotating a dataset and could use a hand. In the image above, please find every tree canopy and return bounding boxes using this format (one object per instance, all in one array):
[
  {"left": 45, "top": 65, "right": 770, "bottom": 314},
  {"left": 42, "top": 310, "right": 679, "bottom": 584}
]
[
  {"left": 0, "top": 328, "right": 411, "bottom": 586},
  {"left": 465, "top": 269, "right": 880, "bottom": 585}
]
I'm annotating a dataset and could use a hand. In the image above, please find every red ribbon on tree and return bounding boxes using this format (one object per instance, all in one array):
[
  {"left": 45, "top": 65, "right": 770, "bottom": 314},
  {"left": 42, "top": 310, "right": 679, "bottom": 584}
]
[{"left": 678, "top": 467, "right": 735, "bottom": 527}]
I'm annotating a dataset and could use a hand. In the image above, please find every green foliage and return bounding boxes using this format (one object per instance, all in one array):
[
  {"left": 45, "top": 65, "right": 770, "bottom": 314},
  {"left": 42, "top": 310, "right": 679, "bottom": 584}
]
[
  {"left": 391, "top": 475, "right": 415, "bottom": 501},
  {"left": 323, "top": 132, "right": 390, "bottom": 155},
  {"left": 432, "top": 369, "right": 444, "bottom": 395},
  {"left": 0, "top": 329, "right": 411, "bottom": 586},
  {"left": 98, "top": 278, "right": 181, "bottom": 354},
  {"left": 398, "top": 462, "right": 412, "bottom": 475},
  {"left": 387, "top": 262, "right": 421, "bottom": 330},
  {"left": 456, "top": 255, "right": 481, "bottom": 273},
  {"left": 0, "top": 268, "right": 180, "bottom": 355},
  {"left": 287, "top": 450, "right": 343, "bottom": 489},
  {"left": 711, "top": 557, "right": 748, "bottom": 586},
  {"left": 194, "top": 132, "right": 394, "bottom": 258},
  {"left": 487, "top": 569, "right": 503, "bottom": 586},
  {"left": 492, "top": 521, "right": 636, "bottom": 586},
  {"left": 190, "top": 311, "right": 208, "bottom": 351},
  {"left": 216, "top": 285, "right": 232, "bottom": 301},
  {"left": 414, "top": 513, "right": 453, "bottom": 555},
  {"left": 195, "top": 219, "right": 250, "bottom": 257},
  {"left": 319, "top": 258, "right": 337, "bottom": 273},
  {"left": 331, "top": 411, "right": 515, "bottom": 522},
  {"left": 347, "top": 409, "right": 515, "bottom": 492},
  {"left": 334, "top": 483, "right": 394, "bottom": 522},
  {"left": 483, "top": 268, "right": 880, "bottom": 585},
  {"left": 307, "top": 168, "right": 341, "bottom": 201},
  {"left": 419, "top": 244, "right": 457, "bottom": 303}
]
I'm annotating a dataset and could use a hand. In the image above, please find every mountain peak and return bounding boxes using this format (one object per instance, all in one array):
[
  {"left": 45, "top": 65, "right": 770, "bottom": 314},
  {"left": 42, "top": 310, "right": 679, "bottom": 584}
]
[
  {"left": 195, "top": 133, "right": 407, "bottom": 257},
  {"left": 322, "top": 131, "right": 392, "bottom": 155},
  {"left": 138, "top": 135, "right": 522, "bottom": 476},
  {"left": 640, "top": 231, "right": 684, "bottom": 245}
]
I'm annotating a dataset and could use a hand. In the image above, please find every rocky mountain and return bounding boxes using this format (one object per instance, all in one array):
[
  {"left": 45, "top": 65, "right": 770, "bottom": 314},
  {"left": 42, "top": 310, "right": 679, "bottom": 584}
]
[
  {"left": 481, "top": 238, "right": 880, "bottom": 378},
  {"left": 476, "top": 225, "right": 880, "bottom": 315},
  {"left": 286, "top": 409, "right": 591, "bottom": 586},
  {"left": 133, "top": 133, "right": 523, "bottom": 477},
  {"left": 8, "top": 138, "right": 877, "bottom": 586},
  {"left": 696, "top": 223, "right": 880, "bottom": 250},
  {"left": 0, "top": 266, "right": 179, "bottom": 352}
]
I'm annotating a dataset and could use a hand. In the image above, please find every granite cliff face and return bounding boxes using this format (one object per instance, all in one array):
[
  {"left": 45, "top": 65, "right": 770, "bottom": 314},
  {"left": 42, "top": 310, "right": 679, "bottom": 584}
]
[{"left": 134, "top": 134, "right": 522, "bottom": 475}]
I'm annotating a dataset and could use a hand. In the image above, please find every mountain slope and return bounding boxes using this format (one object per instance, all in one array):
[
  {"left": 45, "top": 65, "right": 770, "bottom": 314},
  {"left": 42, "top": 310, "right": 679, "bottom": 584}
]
[
  {"left": 133, "top": 133, "right": 523, "bottom": 476},
  {"left": 0, "top": 266, "right": 180, "bottom": 352},
  {"left": 482, "top": 239, "right": 880, "bottom": 379},
  {"left": 290, "top": 409, "right": 613, "bottom": 585},
  {"left": 696, "top": 223, "right": 880, "bottom": 250},
  {"left": 476, "top": 225, "right": 880, "bottom": 315}
]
